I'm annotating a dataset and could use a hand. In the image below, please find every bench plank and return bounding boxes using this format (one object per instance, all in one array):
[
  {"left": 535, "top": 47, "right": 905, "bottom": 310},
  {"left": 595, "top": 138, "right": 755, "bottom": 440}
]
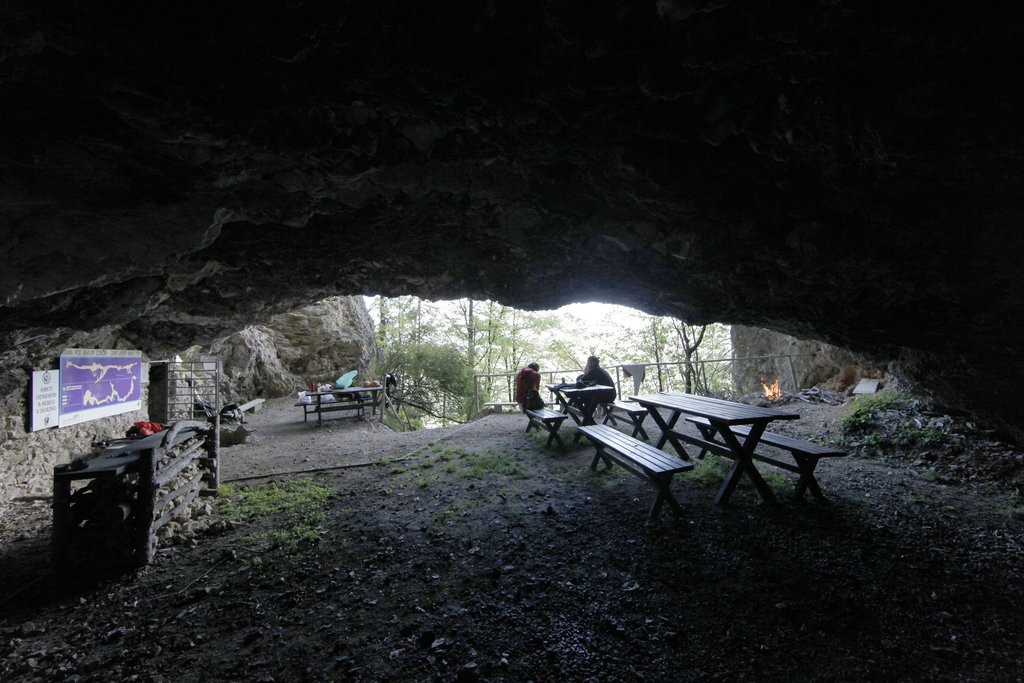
[
  {"left": 730, "top": 425, "right": 846, "bottom": 457},
  {"left": 602, "top": 400, "right": 651, "bottom": 440},
  {"left": 238, "top": 398, "right": 265, "bottom": 413},
  {"left": 578, "top": 424, "right": 693, "bottom": 521},
  {"left": 683, "top": 416, "right": 845, "bottom": 500},
  {"left": 526, "top": 408, "right": 569, "bottom": 449}
]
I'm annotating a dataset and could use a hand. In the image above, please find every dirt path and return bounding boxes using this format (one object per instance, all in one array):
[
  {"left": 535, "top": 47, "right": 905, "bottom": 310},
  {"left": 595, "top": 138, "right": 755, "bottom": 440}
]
[{"left": 2, "top": 398, "right": 1024, "bottom": 681}]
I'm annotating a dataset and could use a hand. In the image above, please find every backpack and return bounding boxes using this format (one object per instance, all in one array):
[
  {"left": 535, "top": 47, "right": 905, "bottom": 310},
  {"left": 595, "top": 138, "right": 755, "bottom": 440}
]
[{"left": 524, "top": 389, "right": 545, "bottom": 411}]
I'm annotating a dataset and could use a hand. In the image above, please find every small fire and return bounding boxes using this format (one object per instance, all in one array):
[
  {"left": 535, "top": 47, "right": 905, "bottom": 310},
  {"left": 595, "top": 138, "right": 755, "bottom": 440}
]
[{"left": 760, "top": 378, "right": 783, "bottom": 401}]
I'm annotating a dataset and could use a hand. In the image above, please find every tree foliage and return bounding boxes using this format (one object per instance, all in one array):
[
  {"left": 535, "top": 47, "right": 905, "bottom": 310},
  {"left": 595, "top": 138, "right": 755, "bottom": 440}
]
[{"left": 369, "top": 295, "right": 734, "bottom": 427}]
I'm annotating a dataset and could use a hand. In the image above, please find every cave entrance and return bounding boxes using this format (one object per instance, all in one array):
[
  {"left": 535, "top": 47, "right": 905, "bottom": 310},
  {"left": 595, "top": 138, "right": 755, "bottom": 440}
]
[{"left": 365, "top": 296, "right": 734, "bottom": 431}]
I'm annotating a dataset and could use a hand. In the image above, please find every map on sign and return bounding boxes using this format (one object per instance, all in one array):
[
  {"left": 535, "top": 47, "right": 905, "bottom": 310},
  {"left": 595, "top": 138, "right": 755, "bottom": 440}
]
[{"left": 59, "top": 349, "right": 143, "bottom": 427}]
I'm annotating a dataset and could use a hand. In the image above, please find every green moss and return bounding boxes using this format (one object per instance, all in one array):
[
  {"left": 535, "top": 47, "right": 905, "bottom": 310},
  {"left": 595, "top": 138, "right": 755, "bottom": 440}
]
[
  {"left": 219, "top": 478, "right": 331, "bottom": 521},
  {"left": 218, "top": 479, "right": 333, "bottom": 572},
  {"left": 690, "top": 455, "right": 731, "bottom": 488},
  {"left": 840, "top": 390, "right": 956, "bottom": 456},
  {"left": 410, "top": 446, "right": 530, "bottom": 480},
  {"left": 999, "top": 505, "right": 1024, "bottom": 520},
  {"left": 841, "top": 390, "right": 908, "bottom": 432},
  {"left": 688, "top": 455, "right": 790, "bottom": 497},
  {"left": 456, "top": 450, "right": 528, "bottom": 479}
]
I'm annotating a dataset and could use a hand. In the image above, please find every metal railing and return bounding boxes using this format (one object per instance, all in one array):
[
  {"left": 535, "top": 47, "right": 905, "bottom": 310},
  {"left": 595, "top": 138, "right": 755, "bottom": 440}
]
[{"left": 472, "top": 353, "right": 817, "bottom": 414}]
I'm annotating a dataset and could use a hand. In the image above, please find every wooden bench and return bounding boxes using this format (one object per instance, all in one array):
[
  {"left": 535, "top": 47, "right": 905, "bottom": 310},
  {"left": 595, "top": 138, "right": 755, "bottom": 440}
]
[
  {"left": 485, "top": 401, "right": 556, "bottom": 413},
  {"left": 602, "top": 400, "right": 651, "bottom": 440},
  {"left": 525, "top": 408, "right": 570, "bottom": 449},
  {"left": 238, "top": 398, "right": 265, "bottom": 414},
  {"left": 577, "top": 424, "right": 694, "bottom": 521},
  {"left": 684, "top": 416, "right": 845, "bottom": 500},
  {"left": 484, "top": 401, "right": 519, "bottom": 413},
  {"left": 235, "top": 398, "right": 265, "bottom": 423}
]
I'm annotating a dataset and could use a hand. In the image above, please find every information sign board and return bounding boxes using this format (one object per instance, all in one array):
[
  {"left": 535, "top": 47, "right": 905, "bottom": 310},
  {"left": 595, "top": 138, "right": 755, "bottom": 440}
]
[
  {"left": 31, "top": 369, "right": 60, "bottom": 431},
  {"left": 58, "top": 349, "right": 143, "bottom": 427}
]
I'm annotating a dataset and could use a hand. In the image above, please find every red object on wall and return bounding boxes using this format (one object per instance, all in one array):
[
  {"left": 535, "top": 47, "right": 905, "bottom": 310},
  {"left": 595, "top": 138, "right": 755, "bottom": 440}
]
[{"left": 130, "top": 421, "right": 164, "bottom": 437}]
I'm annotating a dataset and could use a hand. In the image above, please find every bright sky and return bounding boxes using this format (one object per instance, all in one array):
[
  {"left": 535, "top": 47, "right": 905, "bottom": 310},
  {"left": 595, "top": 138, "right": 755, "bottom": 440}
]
[
  {"left": 551, "top": 301, "right": 649, "bottom": 328},
  {"left": 364, "top": 297, "right": 657, "bottom": 367},
  {"left": 364, "top": 297, "right": 648, "bottom": 330}
]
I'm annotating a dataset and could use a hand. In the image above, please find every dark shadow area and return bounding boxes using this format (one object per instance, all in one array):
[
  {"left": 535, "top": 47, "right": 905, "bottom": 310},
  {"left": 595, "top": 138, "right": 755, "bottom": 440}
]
[{"left": 2, "top": 403, "right": 1022, "bottom": 680}]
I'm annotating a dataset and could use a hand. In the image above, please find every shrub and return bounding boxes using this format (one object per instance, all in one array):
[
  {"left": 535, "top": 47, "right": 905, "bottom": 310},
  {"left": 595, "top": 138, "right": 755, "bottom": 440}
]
[{"left": 840, "top": 390, "right": 908, "bottom": 432}]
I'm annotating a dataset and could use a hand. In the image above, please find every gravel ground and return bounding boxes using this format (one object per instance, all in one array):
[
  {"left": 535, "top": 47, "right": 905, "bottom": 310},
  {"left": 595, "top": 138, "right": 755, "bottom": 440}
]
[{"left": 2, "top": 396, "right": 1024, "bottom": 681}]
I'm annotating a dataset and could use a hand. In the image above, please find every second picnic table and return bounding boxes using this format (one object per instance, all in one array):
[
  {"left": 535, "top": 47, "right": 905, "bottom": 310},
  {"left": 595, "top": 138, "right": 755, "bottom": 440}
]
[
  {"left": 630, "top": 392, "right": 800, "bottom": 505},
  {"left": 547, "top": 383, "right": 616, "bottom": 442},
  {"left": 298, "top": 386, "right": 384, "bottom": 426}
]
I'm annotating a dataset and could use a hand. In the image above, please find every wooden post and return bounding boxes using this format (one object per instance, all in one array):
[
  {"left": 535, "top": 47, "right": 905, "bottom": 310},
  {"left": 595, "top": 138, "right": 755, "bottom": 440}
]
[
  {"left": 201, "top": 417, "right": 219, "bottom": 494},
  {"left": 51, "top": 476, "right": 72, "bottom": 569},
  {"left": 472, "top": 374, "right": 478, "bottom": 415},
  {"left": 136, "top": 446, "right": 158, "bottom": 567}
]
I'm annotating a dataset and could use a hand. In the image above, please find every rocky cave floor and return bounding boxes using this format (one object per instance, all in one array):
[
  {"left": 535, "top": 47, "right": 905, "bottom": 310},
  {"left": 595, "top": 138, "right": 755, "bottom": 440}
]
[{"left": 2, "top": 395, "right": 1024, "bottom": 681}]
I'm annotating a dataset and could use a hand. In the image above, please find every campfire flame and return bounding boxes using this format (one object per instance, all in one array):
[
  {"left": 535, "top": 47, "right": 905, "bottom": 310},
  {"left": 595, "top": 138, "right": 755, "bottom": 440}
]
[{"left": 760, "top": 378, "right": 783, "bottom": 401}]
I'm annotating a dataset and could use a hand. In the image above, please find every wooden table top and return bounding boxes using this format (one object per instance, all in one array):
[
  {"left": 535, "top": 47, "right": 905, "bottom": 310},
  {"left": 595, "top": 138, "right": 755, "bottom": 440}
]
[
  {"left": 548, "top": 383, "right": 614, "bottom": 395},
  {"left": 307, "top": 386, "right": 383, "bottom": 396},
  {"left": 630, "top": 392, "right": 800, "bottom": 425}
]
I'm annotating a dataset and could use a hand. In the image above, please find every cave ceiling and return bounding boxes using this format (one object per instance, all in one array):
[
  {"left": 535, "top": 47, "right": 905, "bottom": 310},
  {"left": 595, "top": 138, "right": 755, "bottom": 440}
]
[{"left": 1, "top": 2, "right": 1022, "bottom": 439}]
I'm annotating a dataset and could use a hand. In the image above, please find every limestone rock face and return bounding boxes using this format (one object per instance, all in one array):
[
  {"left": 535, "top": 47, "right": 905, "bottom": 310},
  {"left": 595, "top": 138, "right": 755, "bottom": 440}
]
[
  {"left": 210, "top": 297, "right": 376, "bottom": 401},
  {"left": 1, "top": 3, "right": 1023, "bottom": 442},
  {"left": 731, "top": 325, "right": 885, "bottom": 396}
]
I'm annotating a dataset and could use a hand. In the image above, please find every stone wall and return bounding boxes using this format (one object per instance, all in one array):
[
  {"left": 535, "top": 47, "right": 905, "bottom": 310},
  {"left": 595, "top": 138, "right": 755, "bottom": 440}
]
[
  {"left": 731, "top": 325, "right": 886, "bottom": 396},
  {"left": 0, "top": 393, "right": 148, "bottom": 506}
]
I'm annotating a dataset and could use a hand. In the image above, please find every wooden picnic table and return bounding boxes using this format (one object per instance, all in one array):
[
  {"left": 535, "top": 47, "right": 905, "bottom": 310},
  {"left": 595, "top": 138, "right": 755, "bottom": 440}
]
[
  {"left": 547, "top": 383, "right": 616, "bottom": 442},
  {"left": 298, "top": 386, "right": 384, "bottom": 426},
  {"left": 630, "top": 392, "right": 800, "bottom": 505},
  {"left": 547, "top": 383, "right": 614, "bottom": 425}
]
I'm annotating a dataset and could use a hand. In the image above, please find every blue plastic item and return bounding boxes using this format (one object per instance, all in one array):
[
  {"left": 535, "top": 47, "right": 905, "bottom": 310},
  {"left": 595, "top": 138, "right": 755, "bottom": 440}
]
[{"left": 335, "top": 370, "right": 358, "bottom": 389}]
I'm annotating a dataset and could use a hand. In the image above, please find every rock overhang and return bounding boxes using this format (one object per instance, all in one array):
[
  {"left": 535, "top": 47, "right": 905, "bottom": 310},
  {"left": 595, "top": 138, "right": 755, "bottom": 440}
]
[{"left": 1, "top": 2, "right": 1022, "bottom": 440}]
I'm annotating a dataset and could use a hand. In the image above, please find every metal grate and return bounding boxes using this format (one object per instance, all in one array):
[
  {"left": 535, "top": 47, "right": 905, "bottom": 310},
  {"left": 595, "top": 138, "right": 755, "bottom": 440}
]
[{"left": 164, "top": 359, "right": 221, "bottom": 422}]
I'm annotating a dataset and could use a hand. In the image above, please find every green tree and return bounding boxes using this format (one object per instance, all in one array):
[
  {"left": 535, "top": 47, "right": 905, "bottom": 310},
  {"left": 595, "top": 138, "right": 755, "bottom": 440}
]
[
  {"left": 377, "top": 342, "right": 471, "bottom": 428},
  {"left": 672, "top": 321, "right": 707, "bottom": 394}
]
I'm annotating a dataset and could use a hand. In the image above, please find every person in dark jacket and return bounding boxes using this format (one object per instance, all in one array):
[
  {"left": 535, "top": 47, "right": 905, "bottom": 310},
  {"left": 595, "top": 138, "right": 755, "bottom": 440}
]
[{"left": 576, "top": 355, "right": 617, "bottom": 413}]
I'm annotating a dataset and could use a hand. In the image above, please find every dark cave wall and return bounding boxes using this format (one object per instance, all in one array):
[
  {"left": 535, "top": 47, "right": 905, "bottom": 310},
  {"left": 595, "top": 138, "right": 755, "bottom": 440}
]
[
  {"left": 1, "top": 2, "right": 1023, "bottom": 447},
  {"left": 730, "top": 325, "right": 885, "bottom": 396}
]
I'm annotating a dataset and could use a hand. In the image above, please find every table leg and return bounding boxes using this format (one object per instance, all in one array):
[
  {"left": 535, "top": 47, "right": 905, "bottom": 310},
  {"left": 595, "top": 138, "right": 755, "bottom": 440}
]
[
  {"left": 652, "top": 409, "right": 682, "bottom": 450},
  {"left": 690, "top": 421, "right": 718, "bottom": 459},
  {"left": 649, "top": 474, "right": 682, "bottom": 520},
  {"left": 552, "top": 391, "right": 572, "bottom": 417},
  {"left": 645, "top": 407, "right": 688, "bottom": 459},
  {"left": 590, "top": 444, "right": 613, "bottom": 471},
  {"left": 572, "top": 398, "right": 603, "bottom": 444},
  {"left": 714, "top": 423, "right": 777, "bottom": 505},
  {"left": 629, "top": 413, "right": 649, "bottom": 440},
  {"left": 792, "top": 454, "right": 825, "bottom": 500}
]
